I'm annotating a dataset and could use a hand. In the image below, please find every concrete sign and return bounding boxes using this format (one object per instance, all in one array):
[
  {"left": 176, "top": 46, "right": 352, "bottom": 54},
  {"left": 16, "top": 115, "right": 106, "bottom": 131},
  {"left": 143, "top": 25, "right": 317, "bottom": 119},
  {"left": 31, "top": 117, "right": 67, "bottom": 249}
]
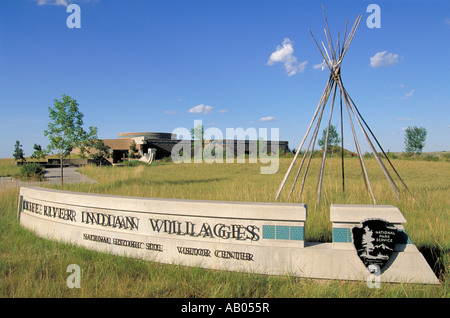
[
  {"left": 17, "top": 187, "right": 439, "bottom": 285},
  {"left": 18, "top": 187, "right": 306, "bottom": 276}
]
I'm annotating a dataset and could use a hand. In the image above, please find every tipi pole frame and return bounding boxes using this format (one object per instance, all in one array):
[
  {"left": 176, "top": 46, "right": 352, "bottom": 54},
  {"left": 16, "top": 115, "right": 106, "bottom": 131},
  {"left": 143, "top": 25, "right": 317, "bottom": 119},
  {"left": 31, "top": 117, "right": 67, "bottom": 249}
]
[
  {"left": 275, "top": 8, "right": 411, "bottom": 204},
  {"left": 275, "top": 74, "right": 334, "bottom": 200}
]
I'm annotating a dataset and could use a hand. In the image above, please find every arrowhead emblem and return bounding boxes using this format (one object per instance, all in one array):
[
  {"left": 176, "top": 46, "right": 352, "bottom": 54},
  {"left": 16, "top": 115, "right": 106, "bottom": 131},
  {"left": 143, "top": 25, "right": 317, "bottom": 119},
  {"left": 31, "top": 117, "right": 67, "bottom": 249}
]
[{"left": 352, "top": 219, "right": 397, "bottom": 272}]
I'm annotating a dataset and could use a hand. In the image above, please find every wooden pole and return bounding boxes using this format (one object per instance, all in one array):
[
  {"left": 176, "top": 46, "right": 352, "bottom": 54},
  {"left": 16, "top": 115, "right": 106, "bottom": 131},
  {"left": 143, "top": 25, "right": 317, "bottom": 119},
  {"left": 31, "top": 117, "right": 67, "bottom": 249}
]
[
  {"left": 322, "top": 4, "right": 336, "bottom": 61},
  {"left": 343, "top": 86, "right": 401, "bottom": 200},
  {"left": 296, "top": 83, "right": 330, "bottom": 201},
  {"left": 346, "top": 92, "right": 414, "bottom": 199},
  {"left": 275, "top": 76, "right": 333, "bottom": 200},
  {"left": 340, "top": 15, "right": 362, "bottom": 62},
  {"left": 340, "top": 82, "right": 377, "bottom": 204},
  {"left": 340, "top": 88, "right": 345, "bottom": 193},
  {"left": 317, "top": 81, "right": 338, "bottom": 203},
  {"left": 287, "top": 92, "right": 325, "bottom": 200},
  {"left": 309, "top": 29, "right": 334, "bottom": 73},
  {"left": 297, "top": 99, "right": 327, "bottom": 202},
  {"left": 341, "top": 18, "right": 349, "bottom": 56},
  {"left": 287, "top": 77, "right": 334, "bottom": 201}
]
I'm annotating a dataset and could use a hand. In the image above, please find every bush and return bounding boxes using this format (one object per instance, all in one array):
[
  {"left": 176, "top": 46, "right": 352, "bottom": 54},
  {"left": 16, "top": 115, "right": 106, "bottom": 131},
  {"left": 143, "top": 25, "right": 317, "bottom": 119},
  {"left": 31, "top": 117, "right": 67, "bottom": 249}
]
[
  {"left": 399, "top": 152, "right": 413, "bottom": 159},
  {"left": 386, "top": 151, "right": 398, "bottom": 159},
  {"left": 121, "top": 160, "right": 145, "bottom": 167},
  {"left": 423, "top": 155, "right": 439, "bottom": 162},
  {"left": 363, "top": 151, "right": 373, "bottom": 159},
  {"left": 441, "top": 153, "right": 450, "bottom": 162},
  {"left": 19, "top": 163, "right": 45, "bottom": 180}
]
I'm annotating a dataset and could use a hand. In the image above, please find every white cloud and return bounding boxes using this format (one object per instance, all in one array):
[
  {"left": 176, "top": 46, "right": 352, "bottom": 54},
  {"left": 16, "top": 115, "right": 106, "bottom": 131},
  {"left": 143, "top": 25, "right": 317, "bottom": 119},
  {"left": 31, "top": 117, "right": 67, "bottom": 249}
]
[
  {"left": 36, "top": 0, "right": 96, "bottom": 7},
  {"left": 397, "top": 117, "right": 412, "bottom": 121},
  {"left": 313, "top": 60, "right": 326, "bottom": 71},
  {"left": 268, "top": 38, "right": 307, "bottom": 76},
  {"left": 217, "top": 110, "right": 228, "bottom": 114},
  {"left": 369, "top": 51, "right": 400, "bottom": 68},
  {"left": 188, "top": 104, "right": 213, "bottom": 114},
  {"left": 164, "top": 110, "right": 176, "bottom": 114},
  {"left": 260, "top": 116, "right": 277, "bottom": 122},
  {"left": 36, "top": 0, "right": 69, "bottom": 6},
  {"left": 401, "top": 89, "right": 415, "bottom": 100},
  {"left": 313, "top": 63, "right": 323, "bottom": 70}
]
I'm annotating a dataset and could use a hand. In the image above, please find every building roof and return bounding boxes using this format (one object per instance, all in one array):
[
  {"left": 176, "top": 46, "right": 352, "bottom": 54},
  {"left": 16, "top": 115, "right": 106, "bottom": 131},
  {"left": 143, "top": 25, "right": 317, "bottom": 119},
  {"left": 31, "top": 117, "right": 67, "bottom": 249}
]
[
  {"left": 118, "top": 132, "right": 176, "bottom": 140},
  {"left": 102, "top": 138, "right": 134, "bottom": 150}
]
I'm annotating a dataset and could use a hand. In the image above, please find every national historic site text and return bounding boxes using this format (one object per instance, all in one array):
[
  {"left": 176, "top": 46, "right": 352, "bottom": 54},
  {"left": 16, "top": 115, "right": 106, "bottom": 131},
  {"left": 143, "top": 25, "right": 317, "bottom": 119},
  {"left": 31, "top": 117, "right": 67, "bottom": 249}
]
[{"left": 21, "top": 198, "right": 258, "bottom": 263}]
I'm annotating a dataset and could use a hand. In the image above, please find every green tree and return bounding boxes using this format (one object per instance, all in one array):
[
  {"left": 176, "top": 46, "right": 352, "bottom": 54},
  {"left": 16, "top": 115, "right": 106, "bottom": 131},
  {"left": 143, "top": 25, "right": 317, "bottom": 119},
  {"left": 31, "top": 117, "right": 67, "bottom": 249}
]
[
  {"left": 318, "top": 124, "right": 341, "bottom": 155},
  {"left": 44, "top": 94, "right": 97, "bottom": 185},
  {"left": 190, "top": 124, "right": 205, "bottom": 143},
  {"left": 129, "top": 140, "right": 139, "bottom": 159},
  {"left": 404, "top": 126, "right": 427, "bottom": 155},
  {"left": 13, "top": 140, "right": 25, "bottom": 163},
  {"left": 257, "top": 137, "right": 267, "bottom": 156},
  {"left": 31, "top": 143, "right": 47, "bottom": 159},
  {"left": 89, "top": 139, "right": 111, "bottom": 165},
  {"left": 190, "top": 124, "right": 205, "bottom": 158}
]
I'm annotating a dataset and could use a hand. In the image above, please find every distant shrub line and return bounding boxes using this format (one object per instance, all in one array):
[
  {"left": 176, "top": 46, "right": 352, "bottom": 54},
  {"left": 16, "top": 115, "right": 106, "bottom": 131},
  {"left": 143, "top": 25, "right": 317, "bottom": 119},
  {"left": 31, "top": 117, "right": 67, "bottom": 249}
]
[{"left": 18, "top": 163, "right": 45, "bottom": 181}]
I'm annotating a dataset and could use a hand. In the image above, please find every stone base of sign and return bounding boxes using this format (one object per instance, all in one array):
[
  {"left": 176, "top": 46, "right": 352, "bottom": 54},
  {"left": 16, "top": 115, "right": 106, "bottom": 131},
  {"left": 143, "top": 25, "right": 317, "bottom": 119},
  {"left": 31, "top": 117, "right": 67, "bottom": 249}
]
[{"left": 17, "top": 187, "right": 439, "bottom": 285}]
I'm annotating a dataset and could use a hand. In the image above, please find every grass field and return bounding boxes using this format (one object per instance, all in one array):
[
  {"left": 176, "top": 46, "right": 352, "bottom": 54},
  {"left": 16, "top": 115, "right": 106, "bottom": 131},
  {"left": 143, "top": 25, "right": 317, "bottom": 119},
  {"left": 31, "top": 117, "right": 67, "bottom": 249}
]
[{"left": 0, "top": 157, "right": 448, "bottom": 297}]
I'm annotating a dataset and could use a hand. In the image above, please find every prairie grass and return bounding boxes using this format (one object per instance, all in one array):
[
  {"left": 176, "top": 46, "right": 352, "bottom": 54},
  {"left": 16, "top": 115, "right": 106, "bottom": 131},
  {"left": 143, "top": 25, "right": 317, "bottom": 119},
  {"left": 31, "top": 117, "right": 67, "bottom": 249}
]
[
  {"left": 0, "top": 158, "right": 20, "bottom": 177},
  {"left": 0, "top": 157, "right": 448, "bottom": 297},
  {"left": 67, "top": 158, "right": 449, "bottom": 248}
]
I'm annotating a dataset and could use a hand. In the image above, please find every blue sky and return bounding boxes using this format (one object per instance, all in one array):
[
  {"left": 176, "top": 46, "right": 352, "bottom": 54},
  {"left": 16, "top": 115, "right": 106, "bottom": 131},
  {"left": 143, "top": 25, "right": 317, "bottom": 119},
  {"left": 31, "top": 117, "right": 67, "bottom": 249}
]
[{"left": 1, "top": 0, "right": 449, "bottom": 158}]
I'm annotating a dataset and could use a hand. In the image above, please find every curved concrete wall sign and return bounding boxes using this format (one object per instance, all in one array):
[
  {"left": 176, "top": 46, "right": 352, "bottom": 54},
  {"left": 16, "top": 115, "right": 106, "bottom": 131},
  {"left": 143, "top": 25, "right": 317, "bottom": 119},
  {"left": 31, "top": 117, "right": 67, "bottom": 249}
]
[
  {"left": 17, "top": 186, "right": 307, "bottom": 276},
  {"left": 17, "top": 187, "right": 439, "bottom": 284}
]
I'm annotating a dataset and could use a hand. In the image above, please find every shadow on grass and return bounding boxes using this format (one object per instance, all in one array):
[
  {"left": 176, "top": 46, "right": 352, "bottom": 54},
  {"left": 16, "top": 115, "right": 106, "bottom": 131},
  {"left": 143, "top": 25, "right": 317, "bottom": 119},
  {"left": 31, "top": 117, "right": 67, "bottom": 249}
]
[
  {"left": 109, "top": 177, "right": 229, "bottom": 188},
  {"left": 418, "top": 245, "right": 448, "bottom": 282}
]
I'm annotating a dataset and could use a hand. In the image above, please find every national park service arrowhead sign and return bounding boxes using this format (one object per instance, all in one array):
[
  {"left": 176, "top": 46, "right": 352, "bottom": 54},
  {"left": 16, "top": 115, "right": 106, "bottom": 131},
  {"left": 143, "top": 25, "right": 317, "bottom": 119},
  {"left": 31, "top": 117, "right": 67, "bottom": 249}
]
[{"left": 352, "top": 219, "right": 398, "bottom": 271}]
